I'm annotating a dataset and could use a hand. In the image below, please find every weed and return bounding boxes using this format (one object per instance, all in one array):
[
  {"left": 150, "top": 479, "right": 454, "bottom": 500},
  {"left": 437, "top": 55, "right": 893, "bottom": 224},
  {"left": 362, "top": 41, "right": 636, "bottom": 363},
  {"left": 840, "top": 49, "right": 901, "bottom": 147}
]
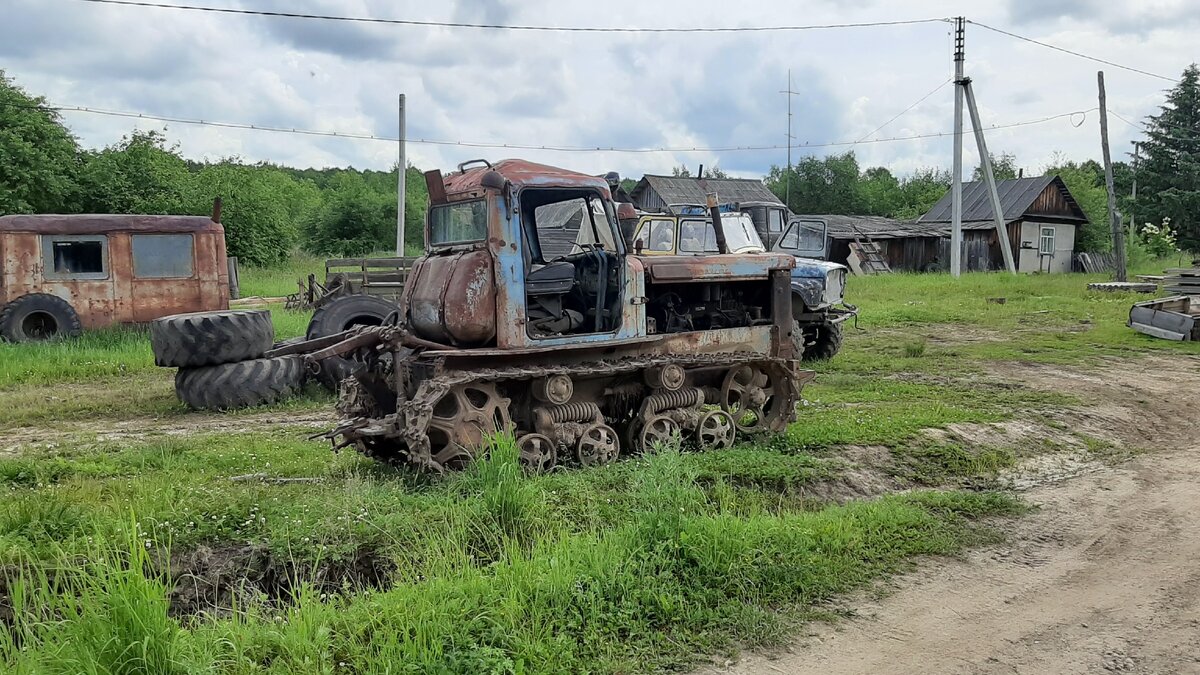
[{"left": 903, "top": 339, "right": 927, "bottom": 358}]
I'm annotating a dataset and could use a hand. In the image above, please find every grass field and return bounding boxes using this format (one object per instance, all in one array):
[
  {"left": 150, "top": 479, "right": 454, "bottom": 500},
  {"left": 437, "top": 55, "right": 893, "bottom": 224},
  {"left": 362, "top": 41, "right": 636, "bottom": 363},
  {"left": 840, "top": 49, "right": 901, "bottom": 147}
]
[{"left": 1, "top": 257, "right": 1196, "bottom": 673}]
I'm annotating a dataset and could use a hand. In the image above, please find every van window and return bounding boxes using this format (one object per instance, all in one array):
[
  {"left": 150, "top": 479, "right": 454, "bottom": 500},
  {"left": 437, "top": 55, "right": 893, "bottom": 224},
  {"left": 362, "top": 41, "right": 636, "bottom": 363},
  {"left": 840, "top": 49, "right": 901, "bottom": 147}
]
[
  {"left": 132, "top": 234, "right": 195, "bottom": 278},
  {"left": 43, "top": 235, "right": 108, "bottom": 279}
]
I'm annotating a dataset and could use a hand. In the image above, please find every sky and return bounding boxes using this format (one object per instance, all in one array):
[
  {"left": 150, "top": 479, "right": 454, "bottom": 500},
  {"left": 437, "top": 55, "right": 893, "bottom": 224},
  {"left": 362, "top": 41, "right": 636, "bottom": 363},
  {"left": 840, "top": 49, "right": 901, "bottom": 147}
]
[{"left": 2, "top": 0, "right": 1196, "bottom": 181}]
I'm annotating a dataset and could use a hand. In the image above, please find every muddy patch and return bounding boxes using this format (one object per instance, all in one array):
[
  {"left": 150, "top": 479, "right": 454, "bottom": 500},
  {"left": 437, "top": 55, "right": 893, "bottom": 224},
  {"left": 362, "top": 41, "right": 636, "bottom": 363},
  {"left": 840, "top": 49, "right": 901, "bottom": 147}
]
[
  {"left": 800, "top": 445, "right": 904, "bottom": 503},
  {"left": 168, "top": 542, "right": 394, "bottom": 618},
  {"left": 988, "top": 354, "right": 1200, "bottom": 451}
]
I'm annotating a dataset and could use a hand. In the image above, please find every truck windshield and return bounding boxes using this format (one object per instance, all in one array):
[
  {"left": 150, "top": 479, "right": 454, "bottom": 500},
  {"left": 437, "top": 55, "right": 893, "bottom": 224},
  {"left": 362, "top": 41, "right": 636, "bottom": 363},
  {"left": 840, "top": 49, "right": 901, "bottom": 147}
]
[
  {"left": 779, "top": 220, "right": 826, "bottom": 253},
  {"left": 679, "top": 214, "right": 765, "bottom": 254},
  {"left": 430, "top": 200, "right": 487, "bottom": 245}
]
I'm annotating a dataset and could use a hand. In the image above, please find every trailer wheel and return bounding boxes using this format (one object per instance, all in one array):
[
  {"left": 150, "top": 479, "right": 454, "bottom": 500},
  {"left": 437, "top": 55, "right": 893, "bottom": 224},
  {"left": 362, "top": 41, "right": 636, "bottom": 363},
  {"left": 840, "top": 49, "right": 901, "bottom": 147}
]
[
  {"left": 802, "top": 322, "right": 843, "bottom": 361},
  {"left": 175, "top": 355, "right": 305, "bottom": 410},
  {"left": 306, "top": 295, "right": 396, "bottom": 392},
  {"left": 151, "top": 310, "right": 274, "bottom": 368},
  {"left": 0, "top": 294, "right": 83, "bottom": 342}
]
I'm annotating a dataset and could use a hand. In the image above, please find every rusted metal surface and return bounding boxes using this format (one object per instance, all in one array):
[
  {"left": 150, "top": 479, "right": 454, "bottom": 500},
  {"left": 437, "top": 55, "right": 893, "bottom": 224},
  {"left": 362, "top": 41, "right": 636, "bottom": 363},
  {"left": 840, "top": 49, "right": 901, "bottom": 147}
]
[
  {"left": 0, "top": 215, "right": 222, "bottom": 235},
  {"left": 639, "top": 253, "right": 794, "bottom": 283},
  {"left": 0, "top": 215, "right": 229, "bottom": 333},
  {"left": 441, "top": 159, "right": 612, "bottom": 201},
  {"left": 407, "top": 249, "right": 496, "bottom": 347}
]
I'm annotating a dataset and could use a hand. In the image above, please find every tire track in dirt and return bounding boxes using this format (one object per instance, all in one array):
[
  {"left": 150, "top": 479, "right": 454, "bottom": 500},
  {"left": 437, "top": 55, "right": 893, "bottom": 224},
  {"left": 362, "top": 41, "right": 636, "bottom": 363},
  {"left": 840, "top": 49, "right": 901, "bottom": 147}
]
[
  {"left": 1, "top": 409, "right": 336, "bottom": 454},
  {"left": 698, "top": 355, "right": 1200, "bottom": 675}
]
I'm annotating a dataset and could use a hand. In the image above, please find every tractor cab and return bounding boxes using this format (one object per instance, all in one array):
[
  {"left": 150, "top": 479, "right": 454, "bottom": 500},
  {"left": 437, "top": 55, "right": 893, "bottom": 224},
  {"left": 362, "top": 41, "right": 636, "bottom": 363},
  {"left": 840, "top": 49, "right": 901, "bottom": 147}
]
[
  {"left": 627, "top": 204, "right": 765, "bottom": 256},
  {"left": 410, "top": 159, "right": 631, "bottom": 350},
  {"left": 407, "top": 159, "right": 795, "bottom": 359}
]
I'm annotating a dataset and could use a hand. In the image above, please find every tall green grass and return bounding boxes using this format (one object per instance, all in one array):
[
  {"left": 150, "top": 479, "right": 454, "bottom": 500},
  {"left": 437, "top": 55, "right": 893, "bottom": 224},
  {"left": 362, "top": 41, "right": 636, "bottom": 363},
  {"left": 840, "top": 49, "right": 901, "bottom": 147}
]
[{"left": 0, "top": 437, "right": 1020, "bottom": 674}]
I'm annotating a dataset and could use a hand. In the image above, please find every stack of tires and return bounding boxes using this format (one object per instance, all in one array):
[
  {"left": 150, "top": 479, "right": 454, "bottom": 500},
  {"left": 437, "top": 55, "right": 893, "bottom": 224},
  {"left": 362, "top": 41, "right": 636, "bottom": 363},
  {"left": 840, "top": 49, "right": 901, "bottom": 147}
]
[{"left": 151, "top": 310, "right": 306, "bottom": 410}]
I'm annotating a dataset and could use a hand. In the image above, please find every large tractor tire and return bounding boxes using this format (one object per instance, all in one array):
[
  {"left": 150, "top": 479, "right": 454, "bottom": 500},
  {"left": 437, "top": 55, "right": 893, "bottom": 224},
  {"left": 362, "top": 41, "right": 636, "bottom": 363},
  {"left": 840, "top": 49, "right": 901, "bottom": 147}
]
[
  {"left": 151, "top": 310, "right": 274, "bottom": 368},
  {"left": 0, "top": 293, "right": 83, "bottom": 342},
  {"left": 802, "top": 322, "right": 844, "bottom": 361},
  {"left": 175, "top": 356, "right": 305, "bottom": 410},
  {"left": 305, "top": 295, "right": 396, "bottom": 392}
]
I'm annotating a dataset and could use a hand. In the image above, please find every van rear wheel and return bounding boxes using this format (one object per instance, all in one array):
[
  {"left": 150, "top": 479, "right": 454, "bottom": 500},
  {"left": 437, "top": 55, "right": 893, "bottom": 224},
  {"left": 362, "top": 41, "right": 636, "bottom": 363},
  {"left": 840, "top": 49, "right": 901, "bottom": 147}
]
[{"left": 0, "top": 294, "right": 83, "bottom": 342}]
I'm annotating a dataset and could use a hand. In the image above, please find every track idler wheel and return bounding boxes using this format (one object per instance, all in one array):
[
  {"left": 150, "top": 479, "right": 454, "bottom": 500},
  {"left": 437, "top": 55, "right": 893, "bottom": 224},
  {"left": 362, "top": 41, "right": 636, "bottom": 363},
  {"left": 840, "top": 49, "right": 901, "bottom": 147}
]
[
  {"left": 636, "top": 414, "right": 679, "bottom": 454},
  {"left": 575, "top": 423, "right": 619, "bottom": 467},
  {"left": 517, "top": 433, "right": 557, "bottom": 474},
  {"left": 425, "top": 382, "right": 512, "bottom": 470},
  {"left": 695, "top": 410, "right": 736, "bottom": 450},
  {"left": 720, "top": 364, "right": 790, "bottom": 433}
]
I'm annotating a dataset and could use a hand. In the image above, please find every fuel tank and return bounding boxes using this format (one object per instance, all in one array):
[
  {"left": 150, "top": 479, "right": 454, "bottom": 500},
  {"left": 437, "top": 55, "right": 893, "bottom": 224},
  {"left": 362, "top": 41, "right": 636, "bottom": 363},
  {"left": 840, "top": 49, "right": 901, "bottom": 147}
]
[{"left": 406, "top": 249, "right": 497, "bottom": 347}]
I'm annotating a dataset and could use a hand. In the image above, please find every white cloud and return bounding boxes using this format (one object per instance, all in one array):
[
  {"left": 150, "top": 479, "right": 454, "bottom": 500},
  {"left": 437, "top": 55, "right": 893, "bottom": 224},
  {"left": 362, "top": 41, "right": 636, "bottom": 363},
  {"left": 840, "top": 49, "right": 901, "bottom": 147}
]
[{"left": 3, "top": 0, "right": 1196, "bottom": 180}]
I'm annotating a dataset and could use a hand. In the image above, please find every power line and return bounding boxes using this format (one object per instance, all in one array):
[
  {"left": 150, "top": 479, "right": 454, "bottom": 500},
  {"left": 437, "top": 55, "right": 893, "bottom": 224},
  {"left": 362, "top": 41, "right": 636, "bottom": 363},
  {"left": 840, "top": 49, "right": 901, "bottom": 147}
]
[
  {"left": 967, "top": 21, "right": 1175, "bottom": 82},
  {"left": 853, "top": 77, "right": 952, "bottom": 144},
  {"left": 1110, "top": 109, "right": 1200, "bottom": 143},
  {"left": 3, "top": 101, "right": 1098, "bottom": 153},
  {"left": 72, "top": 0, "right": 949, "bottom": 34}
]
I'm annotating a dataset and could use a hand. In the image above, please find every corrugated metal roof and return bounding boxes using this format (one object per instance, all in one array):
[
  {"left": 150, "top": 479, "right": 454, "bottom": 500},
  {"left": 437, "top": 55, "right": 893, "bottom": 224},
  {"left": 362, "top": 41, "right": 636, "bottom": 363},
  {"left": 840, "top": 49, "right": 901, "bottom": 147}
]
[
  {"left": 919, "top": 175, "right": 1085, "bottom": 224},
  {"left": 630, "top": 175, "right": 782, "bottom": 209},
  {"left": 804, "top": 214, "right": 1001, "bottom": 240}
]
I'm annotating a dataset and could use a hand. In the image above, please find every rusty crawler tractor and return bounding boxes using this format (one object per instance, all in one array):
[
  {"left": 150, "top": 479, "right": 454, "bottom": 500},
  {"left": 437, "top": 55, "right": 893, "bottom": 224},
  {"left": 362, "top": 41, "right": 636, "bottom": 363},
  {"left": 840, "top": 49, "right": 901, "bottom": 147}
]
[{"left": 276, "top": 159, "right": 810, "bottom": 473}]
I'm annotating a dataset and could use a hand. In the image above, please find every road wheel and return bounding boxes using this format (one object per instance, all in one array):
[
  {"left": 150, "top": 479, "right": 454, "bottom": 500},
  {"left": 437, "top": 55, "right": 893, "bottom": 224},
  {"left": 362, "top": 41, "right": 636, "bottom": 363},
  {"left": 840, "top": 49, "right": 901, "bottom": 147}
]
[
  {"left": 306, "top": 295, "right": 396, "bottom": 392},
  {"left": 175, "top": 356, "right": 305, "bottom": 410},
  {"left": 802, "top": 322, "right": 844, "bottom": 361},
  {"left": 791, "top": 320, "right": 806, "bottom": 360},
  {"left": 0, "top": 293, "right": 82, "bottom": 342},
  {"left": 151, "top": 310, "right": 274, "bottom": 368}
]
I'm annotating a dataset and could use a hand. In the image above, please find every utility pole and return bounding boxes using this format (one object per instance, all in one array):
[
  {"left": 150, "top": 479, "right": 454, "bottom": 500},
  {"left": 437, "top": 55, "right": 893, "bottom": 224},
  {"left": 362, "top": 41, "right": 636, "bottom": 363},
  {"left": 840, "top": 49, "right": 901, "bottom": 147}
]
[
  {"left": 1097, "top": 71, "right": 1126, "bottom": 281},
  {"left": 1129, "top": 141, "right": 1139, "bottom": 231},
  {"left": 951, "top": 17, "right": 964, "bottom": 277},
  {"left": 780, "top": 69, "right": 798, "bottom": 209},
  {"left": 963, "top": 79, "right": 1017, "bottom": 273},
  {"left": 396, "top": 93, "right": 407, "bottom": 256}
]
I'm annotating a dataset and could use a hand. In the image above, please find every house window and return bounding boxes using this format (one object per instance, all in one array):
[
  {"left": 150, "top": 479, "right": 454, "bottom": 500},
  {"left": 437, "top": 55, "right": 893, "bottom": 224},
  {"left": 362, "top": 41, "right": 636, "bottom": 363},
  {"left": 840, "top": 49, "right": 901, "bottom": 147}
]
[
  {"left": 1039, "top": 227, "right": 1055, "bottom": 255},
  {"left": 43, "top": 235, "right": 108, "bottom": 280},
  {"left": 132, "top": 234, "right": 195, "bottom": 278}
]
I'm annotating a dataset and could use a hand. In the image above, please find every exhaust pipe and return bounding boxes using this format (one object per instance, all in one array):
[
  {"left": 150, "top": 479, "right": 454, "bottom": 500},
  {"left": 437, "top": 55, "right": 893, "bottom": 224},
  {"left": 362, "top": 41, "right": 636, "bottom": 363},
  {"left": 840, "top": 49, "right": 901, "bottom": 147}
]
[{"left": 706, "top": 192, "right": 730, "bottom": 254}]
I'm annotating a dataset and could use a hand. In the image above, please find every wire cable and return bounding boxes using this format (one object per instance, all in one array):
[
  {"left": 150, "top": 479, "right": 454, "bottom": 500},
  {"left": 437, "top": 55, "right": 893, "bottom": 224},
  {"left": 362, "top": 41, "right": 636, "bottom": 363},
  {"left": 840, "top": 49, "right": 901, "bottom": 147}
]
[
  {"left": 967, "top": 21, "right": 1174, "bottom": 82},
  {"left": 4, "top": 101, "right": 1098, "bottom": 154},
  {"left": 71, "top": 0, "right": 950, "bottom": 34},
  {"left": 853, "top": 78, "right": 952, "bottom": 144}
]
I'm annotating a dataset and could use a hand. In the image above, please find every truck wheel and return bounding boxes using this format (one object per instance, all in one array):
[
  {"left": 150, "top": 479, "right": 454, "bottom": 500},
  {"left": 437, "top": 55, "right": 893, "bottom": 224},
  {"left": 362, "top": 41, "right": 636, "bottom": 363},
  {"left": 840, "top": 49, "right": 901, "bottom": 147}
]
[
  {"left": 791, "top": 320, "right": 806, "bottom": 359},
  {"left": 151, "top": 310, "right": 274, "bottom": 368},
  {"left": 802, "top": 322, "right": 844, "bottom": 361},
  {"left": 306, "top": 295, "right": 396, "bottom": 392},
  {"left": 0, "top": 294, "right": 83, "bottom": 342},
  {"left": 175, "top": 356, "right": 305, "bottom": 410}
]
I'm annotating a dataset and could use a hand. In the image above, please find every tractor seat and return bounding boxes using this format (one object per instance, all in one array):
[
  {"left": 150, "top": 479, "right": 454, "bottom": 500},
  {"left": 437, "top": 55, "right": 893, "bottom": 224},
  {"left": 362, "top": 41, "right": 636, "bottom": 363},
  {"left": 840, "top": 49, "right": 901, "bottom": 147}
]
[{"left": 526, "top": 261, "right": 576, "bottom": 296}]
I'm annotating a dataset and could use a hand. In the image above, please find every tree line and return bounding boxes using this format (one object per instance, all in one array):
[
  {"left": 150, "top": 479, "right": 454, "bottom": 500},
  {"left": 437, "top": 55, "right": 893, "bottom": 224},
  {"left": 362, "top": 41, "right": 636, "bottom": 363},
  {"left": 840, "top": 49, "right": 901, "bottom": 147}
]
[
  {"left": 0, "top": 71, "right": 428, "bottom": 266},
  {"left": 4, "top": 65, "right": 1199, "bottom": 263}
]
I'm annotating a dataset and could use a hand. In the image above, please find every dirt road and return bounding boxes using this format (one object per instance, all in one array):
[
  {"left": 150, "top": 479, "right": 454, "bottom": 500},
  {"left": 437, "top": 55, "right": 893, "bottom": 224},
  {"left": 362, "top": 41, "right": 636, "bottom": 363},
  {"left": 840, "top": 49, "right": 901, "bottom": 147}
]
[{"left": 701, "top": 356, "right": 1200, "bottom": 675}]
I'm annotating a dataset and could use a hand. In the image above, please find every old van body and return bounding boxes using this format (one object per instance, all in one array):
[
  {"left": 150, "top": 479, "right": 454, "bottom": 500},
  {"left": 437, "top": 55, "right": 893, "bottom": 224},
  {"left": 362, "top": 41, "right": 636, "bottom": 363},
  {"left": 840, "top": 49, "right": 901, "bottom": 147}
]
[{"left": 0, "top": 214, "right": 230, "bottom": 341}]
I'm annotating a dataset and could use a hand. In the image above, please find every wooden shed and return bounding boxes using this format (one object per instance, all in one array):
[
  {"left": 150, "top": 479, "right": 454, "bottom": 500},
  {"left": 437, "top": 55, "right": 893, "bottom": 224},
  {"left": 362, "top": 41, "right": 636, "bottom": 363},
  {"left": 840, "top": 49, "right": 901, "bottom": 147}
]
[
  {"left": 817, "top": 175, "right": 1090, "bottom": 273},
  {"left": 919, "top": 175, "right": 1089, "bottom": 274}
]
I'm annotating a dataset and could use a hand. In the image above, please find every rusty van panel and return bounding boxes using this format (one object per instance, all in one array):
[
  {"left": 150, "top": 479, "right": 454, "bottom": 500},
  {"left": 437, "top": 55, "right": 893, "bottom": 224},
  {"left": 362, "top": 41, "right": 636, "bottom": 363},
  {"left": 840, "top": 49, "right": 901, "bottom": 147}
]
[{"left": 0, "top": 215, "right": 229, "bottom": 332}]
